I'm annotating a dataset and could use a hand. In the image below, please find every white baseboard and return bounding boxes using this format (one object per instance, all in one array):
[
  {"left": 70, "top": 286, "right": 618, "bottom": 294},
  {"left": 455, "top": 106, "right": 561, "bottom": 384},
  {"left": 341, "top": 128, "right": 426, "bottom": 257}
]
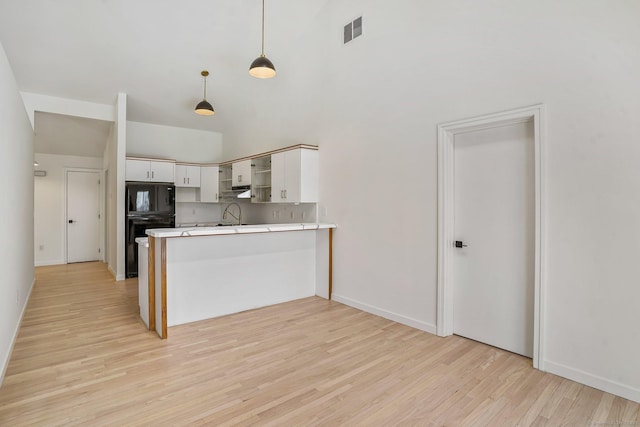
[
  {"left": 0, "top": 277, "right": 36, "bottom": 387},
  {"left": 34, "top": 259, "right": 64, "bottom": 267},
  {"left": 544, "top": 360, "right": 640, "bottom": 404},
  {"left": 331, "top": 293, "right": 437, "bottom": 335}
]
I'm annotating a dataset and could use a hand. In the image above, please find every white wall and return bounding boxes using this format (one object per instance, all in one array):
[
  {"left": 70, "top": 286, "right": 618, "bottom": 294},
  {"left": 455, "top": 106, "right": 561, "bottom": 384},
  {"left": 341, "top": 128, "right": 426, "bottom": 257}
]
[
  {"left": 103, "top": 124, "right": 118, "bottom": 278},
  {"left": 0, "top": 40, "right": 35, "bottom": 386},
  {"left": 115, "top": 94, "right": 127, "bottom": 280},
  {"left": 127, "top": 121, "right": 223, "bottom": 163},
  {"left": 33, "top": 153, "right": 103, "bottom": 266},
  {"left": 221, "top": 1, "right": 640, "bottom": 402}
]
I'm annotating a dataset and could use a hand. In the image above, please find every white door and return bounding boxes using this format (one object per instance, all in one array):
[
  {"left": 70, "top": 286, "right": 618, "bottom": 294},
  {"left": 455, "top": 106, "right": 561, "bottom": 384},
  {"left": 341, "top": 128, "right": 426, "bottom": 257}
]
[
  {"left": 67, "top": 170, "right": 100, "bottom": 263},
  {"left": 453, "top": 121, "right": 535, "bottom": 357}
]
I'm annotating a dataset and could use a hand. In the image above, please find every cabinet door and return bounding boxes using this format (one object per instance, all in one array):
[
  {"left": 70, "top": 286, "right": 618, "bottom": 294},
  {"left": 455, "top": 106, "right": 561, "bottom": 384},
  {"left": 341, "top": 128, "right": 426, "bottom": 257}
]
[
  {"left": 232, "top": 160, "right": 252, "bottom": 187},
  {"left": 298, "top": 149, "right": 318, "bottom": 203},
  {"left": 199, "top": 166, "right": 219, "bottom": 202},
  {"left": 187, "top": 165, "right": 201, "bottom": 187},
  {"left": 270, "top": 152, "right": 286, "bottom": 202},
  {"left": 283, "top": 149, "right": 302, "bottom": 202},
  {"left": 175, "top": 165, "right": 199, "bottom": 187},
  {"left": 175, "top": 165, "right": 188, "bottom": 186},
  {"left": 149, "top": 161, "right": 175, "bottom": 183},
  {"left": 126, "top": 159, "right": 151, "bottom": 181}
]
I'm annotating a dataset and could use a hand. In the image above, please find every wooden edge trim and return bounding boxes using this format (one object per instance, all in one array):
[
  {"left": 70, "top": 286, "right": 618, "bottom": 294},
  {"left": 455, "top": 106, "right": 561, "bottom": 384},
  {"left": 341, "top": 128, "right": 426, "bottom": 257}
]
[
  {"left": 329, "top": 228, "right": 333, "bottom": 300},
  {"left": 130, "top": 145, "right": 319, "bottom": 168},
  {"left": 219, "top": 144, "right": 319, "bottom": 166},
  {"left": 161, "top": 238, "right": 168, "bottom": 339},
  {"left": 148, "top": 236, "right": 156, "bottom": 331},
  {"left": 126, "top": 156, "right": 176, "bottom": 163}
]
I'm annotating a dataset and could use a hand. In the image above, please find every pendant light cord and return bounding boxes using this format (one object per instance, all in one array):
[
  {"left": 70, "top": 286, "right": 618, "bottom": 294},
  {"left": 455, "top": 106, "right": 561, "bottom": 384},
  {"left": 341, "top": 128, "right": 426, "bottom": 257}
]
[
  {"left": 203, "top": 75, "right": 207, "bottom": 101},
  {"left": 261, "top": 0, "right": 265, "bottom": 55}
]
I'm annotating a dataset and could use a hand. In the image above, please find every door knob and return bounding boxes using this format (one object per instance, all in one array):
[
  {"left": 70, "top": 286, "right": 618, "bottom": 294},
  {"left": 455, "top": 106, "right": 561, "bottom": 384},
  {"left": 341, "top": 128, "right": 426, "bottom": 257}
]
[
  {"left": 454, "top": 240, "right": 467, "bottom": 248},
  {"left": 68, "top": 220, "right": 75, "bottom": 224}
]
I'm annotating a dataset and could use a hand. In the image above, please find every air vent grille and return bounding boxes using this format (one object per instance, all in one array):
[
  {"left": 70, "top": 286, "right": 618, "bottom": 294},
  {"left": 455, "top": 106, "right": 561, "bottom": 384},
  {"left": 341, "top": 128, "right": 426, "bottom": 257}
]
[{"left": 343, "top": 16, "right": 363, "bottom": 44}]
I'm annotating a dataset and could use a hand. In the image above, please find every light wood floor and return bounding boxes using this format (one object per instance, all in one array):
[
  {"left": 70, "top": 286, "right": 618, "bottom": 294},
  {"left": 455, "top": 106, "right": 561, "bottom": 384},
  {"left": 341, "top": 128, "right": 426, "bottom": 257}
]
[{"left": 0, "top": 263, "right": 638, "bottom": 426}]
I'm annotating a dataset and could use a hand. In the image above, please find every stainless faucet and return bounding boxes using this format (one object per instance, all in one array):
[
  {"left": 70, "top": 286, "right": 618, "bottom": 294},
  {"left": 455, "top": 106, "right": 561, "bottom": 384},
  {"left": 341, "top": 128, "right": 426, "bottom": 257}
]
[{"left": 222, "top": 202, "right": 242, "bottom": 225}]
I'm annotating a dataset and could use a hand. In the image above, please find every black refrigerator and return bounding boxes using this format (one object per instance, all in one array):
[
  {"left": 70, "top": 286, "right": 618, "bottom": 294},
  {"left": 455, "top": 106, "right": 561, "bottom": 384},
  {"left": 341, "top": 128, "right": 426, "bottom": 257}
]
[{"left": 125, "top": 182, "right": 175, "bottom": 278}]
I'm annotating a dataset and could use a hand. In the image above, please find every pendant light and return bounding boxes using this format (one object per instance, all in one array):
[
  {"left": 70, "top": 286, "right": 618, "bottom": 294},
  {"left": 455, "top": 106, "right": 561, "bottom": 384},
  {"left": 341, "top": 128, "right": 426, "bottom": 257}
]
[
  {"left": 249, "top": 0, "right": 276, "bottom": 78},
  {"left": 194, "top": 70, "right": 215, "bottom": 116}
]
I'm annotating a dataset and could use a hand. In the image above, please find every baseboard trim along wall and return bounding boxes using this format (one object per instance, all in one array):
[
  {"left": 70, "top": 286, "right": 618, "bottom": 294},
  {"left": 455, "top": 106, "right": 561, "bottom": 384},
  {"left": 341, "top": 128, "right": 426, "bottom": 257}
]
[
  {"left": 34, "top": 259, "right": 64, "bottom": 267},
  {"left": 0, "top": 278, "right": 35, "bottom": 387},
  {"left": 332, "top": 294, "right": 437, "bottom": 335},
  {"left": 544, "top": 360, "right": 640, "bottom": 404}
]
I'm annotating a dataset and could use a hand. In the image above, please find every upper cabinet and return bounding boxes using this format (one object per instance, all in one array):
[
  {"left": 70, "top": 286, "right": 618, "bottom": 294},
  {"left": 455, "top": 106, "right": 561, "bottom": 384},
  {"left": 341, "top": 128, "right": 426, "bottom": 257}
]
[
  {"left": 218, "top": 164, "right": 233, "bottom": 202},
  {"left": 175, "top": 164, "right": 201, "bottom": 188},
  {"left": 199, "top": 166, "right": 219, "bottom": 203},
  {"left": 232, "top": 159, "right": 252, "bottom": 187},
  {"left": 251, "top": 156, "right": 272, "bottom": 203},
  {"left": 126, "top": 159, "right": 175, "bottom": 183},
  {"left": 270, "top": 148, "right": 318, "bottom": 203}
]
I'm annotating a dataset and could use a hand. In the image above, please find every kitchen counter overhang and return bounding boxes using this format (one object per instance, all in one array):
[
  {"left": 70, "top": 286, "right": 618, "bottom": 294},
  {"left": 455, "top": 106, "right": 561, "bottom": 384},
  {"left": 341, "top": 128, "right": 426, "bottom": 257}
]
[{"left": 139, "top": 223, "right": 336, "bottom": 339}]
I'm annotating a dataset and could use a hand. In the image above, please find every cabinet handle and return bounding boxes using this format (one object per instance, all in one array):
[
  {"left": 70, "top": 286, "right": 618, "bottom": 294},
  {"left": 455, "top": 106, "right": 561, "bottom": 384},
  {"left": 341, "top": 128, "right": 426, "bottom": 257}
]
[
  {"left": 188, "top": 177, "right": 190, "bottom": 184},
  {"left": 238, "top": 174, "right": 242, "bottom": 183},
  {"left": 215, "top": 193, "right": 218, "bottom": 201},
  {"left": 152, "top": 171, "right": 155, "bottom": 179},
  {"left": 146, "top": 171, "right": 149, "bottom": 179}
]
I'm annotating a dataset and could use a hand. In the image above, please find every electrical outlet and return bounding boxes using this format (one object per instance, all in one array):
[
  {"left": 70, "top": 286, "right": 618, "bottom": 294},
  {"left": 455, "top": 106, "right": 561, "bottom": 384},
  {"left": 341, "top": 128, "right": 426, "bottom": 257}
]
[
  {"left": 322, "top": 207, "right": 328, "bottom": 217},
  {"left": 290, "top": 211, "right": 294, "bottom": 219},
  {"left": 192, "top": 208, "right": 196, "bottom": 215},
  {"left": 276, "top": 211, "right": 280, "bottom": 219},
  {"left": 272, "top": 211, "right": 277, "bottom": 219},
  {"left": 302, "top": 211, "right": 306, "bottom": 220}
]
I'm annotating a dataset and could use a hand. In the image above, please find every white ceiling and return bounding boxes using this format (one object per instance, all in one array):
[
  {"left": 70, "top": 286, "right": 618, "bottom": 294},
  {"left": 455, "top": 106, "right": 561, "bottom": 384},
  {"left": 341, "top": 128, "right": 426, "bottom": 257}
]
[
  {"left": 34, "top": 112, "right": 112, "bottom": 157},
  {"left": 0, "top": 0, "right": 329, "bottom": 154}
]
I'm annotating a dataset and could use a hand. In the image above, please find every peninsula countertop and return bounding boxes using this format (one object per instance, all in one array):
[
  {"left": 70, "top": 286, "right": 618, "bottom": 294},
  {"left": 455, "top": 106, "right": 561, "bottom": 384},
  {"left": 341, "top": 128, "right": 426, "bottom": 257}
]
[{"left": 144, "top": 223, "right": 337, "bottom": 238}]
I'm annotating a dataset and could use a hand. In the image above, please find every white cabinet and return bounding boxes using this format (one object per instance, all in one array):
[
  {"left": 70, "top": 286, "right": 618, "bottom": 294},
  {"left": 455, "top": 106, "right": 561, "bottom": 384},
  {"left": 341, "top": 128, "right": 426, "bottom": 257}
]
[
  {"left": 175, "top": 164, "right": 201, "bottom": 188},
  {"left": 232, "top": 160, "right": 252, "bottom": 187},
  {"left": 126, "top": 159, "right": 175, "bottom": 183},
  {"left": 271, "top": 148, "right": 318, "bottom": 203},
  {"left": 199, "top": 166, "right": 219, "bottom": 202},
  {"left": 251, "top": 156, "right": 272, "bottom": 203}
]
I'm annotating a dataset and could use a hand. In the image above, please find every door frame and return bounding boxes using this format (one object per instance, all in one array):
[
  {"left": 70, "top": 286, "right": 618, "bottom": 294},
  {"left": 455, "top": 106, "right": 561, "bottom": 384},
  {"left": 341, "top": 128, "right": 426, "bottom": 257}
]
[
  {"left": 436, "top": 104, "right": 546, "bottom": 370},
  {"left": 65, "top": 168, "right": 105, "bottom": 263}
]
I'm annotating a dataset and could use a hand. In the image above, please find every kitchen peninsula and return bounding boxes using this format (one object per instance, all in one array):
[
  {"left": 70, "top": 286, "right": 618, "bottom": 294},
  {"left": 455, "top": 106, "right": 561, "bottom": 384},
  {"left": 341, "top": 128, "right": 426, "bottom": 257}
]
[{"left": 138, "top": 223, "right": 336, "bottom": 339}]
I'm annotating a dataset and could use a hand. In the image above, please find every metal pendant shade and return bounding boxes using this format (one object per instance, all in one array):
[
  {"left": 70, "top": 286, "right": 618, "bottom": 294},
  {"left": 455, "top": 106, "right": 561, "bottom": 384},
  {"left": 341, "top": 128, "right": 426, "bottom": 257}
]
[
  {"left": 194, "top": 70, "right": 215, "bottom": 115},
  {"left": 249, "top": 0, "right": 276, "bottom": 78}
]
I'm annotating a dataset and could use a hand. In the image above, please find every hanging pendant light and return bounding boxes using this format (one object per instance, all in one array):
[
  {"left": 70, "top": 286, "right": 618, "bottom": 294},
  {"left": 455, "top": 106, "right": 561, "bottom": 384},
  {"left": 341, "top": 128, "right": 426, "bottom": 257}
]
[
  {"left": 194, "top": 70, "right": 215, "bottom": 115},
  {"left": 249, "top": 0, "right": 276, "bottom": 78}
]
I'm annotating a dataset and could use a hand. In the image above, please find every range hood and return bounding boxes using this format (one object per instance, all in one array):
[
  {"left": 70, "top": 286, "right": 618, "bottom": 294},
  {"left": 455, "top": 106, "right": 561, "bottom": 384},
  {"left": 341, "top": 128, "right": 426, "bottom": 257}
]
[{"left": 230, "top": 185, "right": 251, "bottom": 199}]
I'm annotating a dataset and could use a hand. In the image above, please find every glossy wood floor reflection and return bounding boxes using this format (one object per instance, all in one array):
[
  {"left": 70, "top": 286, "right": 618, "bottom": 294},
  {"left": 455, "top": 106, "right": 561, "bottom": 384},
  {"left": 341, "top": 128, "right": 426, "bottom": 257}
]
[{"left": 1, "top": 263, "right": 638, "bottom": 426}]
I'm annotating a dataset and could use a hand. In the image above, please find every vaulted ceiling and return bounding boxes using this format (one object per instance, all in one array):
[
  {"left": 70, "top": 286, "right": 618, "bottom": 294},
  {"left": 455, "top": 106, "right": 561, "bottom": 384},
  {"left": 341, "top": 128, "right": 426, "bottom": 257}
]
[{"left": 0, "top": 0, "right": 329, "bottom": 139}]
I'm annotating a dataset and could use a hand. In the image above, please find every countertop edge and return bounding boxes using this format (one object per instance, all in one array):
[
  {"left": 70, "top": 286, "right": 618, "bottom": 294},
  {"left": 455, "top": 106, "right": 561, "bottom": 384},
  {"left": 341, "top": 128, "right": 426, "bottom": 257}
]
[{"left": 145, "top": 223, "right": 337, "bottom": 238}]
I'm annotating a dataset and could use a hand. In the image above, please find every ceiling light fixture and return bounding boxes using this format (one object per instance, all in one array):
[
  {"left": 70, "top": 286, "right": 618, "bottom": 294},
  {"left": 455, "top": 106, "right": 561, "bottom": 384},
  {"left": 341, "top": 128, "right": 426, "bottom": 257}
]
[
  {"left": 194, "top": 70, "right": 215, "bottom": 116},
  {"left": 249, "top": 0, "right": 276, "bottom": 79}
]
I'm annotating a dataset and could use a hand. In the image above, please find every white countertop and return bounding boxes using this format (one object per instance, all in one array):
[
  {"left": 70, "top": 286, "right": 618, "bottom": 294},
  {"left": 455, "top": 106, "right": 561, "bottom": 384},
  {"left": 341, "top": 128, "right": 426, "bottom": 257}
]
[{"left": 144, "top": 223, "right": 337, "bottom": 238}]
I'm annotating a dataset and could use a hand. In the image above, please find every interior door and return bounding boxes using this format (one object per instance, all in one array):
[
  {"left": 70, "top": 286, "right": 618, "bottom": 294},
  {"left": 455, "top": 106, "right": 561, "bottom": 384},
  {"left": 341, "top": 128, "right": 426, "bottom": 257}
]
[
  {"left": 67, "top": 170, "right": 100, "bottom": 263},
  {"left": 453, "top": 121, "right": 535, "bottom": 357}
]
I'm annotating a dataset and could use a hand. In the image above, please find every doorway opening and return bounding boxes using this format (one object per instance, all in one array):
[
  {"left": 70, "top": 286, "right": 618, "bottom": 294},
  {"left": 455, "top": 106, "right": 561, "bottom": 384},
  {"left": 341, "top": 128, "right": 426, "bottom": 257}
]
[{"left": 436, "top": 105, "right": 546, "bottom": 369}]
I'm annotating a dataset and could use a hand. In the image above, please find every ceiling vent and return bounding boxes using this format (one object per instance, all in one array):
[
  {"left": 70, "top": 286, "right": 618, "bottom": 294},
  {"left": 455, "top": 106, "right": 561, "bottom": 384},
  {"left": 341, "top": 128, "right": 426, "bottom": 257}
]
[{"left": 344, "top": 16, "right": 363, "bottom": 44}]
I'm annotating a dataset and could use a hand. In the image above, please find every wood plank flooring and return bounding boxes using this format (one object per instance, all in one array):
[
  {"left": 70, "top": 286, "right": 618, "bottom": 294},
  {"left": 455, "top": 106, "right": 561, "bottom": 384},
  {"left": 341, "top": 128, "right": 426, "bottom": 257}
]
[{"left": 0, "top": 262, "right": 638, "bottom": 426}]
